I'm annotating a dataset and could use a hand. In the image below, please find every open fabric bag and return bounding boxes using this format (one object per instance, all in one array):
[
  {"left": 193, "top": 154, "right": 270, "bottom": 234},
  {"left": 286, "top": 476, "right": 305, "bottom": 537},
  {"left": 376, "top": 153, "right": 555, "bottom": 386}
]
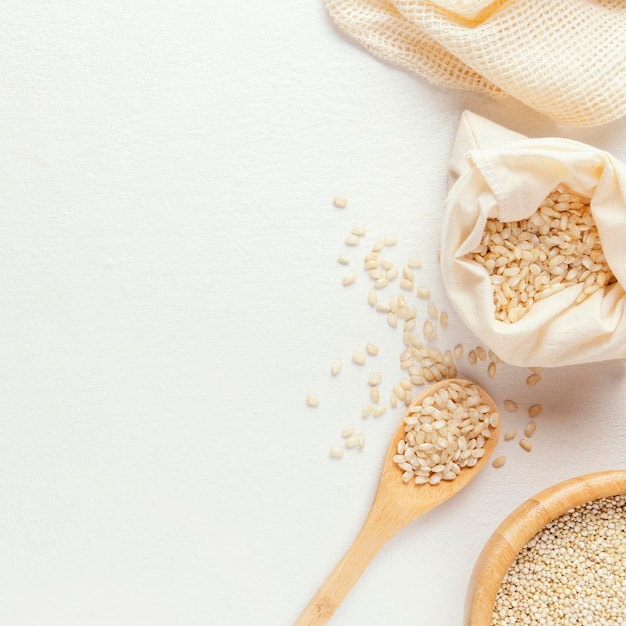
[
  {"left": 325, "top": 0, "right": 626, "bottom": 126},
  {"left": 440, "top": 111, "right": 626, "bottom": 368}
]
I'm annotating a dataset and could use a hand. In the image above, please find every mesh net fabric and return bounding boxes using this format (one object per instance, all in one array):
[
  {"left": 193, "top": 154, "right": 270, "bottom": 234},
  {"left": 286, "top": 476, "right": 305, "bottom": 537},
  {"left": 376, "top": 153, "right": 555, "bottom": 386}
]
[{"left": 325, "top": 0, "right": 626, "bottom": 127}]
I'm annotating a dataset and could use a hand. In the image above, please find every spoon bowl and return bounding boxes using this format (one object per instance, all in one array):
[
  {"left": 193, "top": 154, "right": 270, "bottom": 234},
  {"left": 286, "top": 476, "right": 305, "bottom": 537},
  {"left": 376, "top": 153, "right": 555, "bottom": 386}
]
[{"left": 294, "top": 378, "right": 501, "bottom": 625}]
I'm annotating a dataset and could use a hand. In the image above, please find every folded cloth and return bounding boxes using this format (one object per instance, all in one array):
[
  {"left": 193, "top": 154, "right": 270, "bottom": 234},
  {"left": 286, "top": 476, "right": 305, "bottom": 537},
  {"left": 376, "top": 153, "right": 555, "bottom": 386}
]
[
  {"left": 440, "top": 111, "right": 626, "bottom": 367},
  {"left": 325, "top": 0, "right": 626, "bottom": 127}
]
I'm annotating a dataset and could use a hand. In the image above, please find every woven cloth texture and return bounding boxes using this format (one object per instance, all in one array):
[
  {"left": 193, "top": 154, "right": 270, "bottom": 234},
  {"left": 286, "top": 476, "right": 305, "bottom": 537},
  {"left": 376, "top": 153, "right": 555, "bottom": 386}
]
[{"left": 325, "top": 0, "right": 626, "bottom": 127}]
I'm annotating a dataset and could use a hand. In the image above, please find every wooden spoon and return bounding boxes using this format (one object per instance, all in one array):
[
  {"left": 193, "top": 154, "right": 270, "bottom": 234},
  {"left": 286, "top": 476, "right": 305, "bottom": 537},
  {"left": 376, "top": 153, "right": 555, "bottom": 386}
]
[{"left": 294, "top": 378, "right": 501, "bottom": 625}]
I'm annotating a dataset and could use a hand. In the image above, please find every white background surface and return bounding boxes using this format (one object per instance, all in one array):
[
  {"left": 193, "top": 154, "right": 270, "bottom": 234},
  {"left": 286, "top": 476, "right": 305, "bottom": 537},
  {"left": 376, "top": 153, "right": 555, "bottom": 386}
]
[{"left": 2, "top": 3, "right": 626, "bottom": 625}]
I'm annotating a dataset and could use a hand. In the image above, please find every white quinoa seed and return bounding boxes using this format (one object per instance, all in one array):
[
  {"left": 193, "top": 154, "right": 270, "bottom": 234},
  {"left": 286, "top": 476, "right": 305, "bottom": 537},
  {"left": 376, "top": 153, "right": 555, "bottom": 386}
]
[
  {"left": 329, "top": 446, "right": 345, "bottom": 458},
  {"left": 416, "top": 286, "right": 431, "bottom": 299},
  {"left": 366, "top": 343, "right": 379, "bottom": 356},
  {"left": 351, "top": 224, "right": 366, "bottom": 237},
  {"left": 333, "top": 196, "right": 348, "bottom": 208},
  {"left": 337, "top": 254, "right": 351, "bottom": 265},
  {"left": 345, "top": 233, "right": 360, "bottom": 246},
  {"left": 331, "top": 359, "right": 343, "bottom": 376},
  {"left": 342, "top": 273, "right": 357, "bottom": 286},
  {"left": 493, "top": 495, "right": 626, "bottom": 625},
  {"left": 407, "top": 256, "right": 423, "bottom": 269}
]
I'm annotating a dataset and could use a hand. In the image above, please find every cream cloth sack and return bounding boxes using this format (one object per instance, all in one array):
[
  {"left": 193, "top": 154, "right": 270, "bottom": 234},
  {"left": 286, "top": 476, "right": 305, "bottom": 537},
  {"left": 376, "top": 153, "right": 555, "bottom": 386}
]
[
  {"left": 325, "top": 0, "right": 626, "bottom": 127},
  {"left": 441, "top": 111, "right": 626, "bottom": 368}
]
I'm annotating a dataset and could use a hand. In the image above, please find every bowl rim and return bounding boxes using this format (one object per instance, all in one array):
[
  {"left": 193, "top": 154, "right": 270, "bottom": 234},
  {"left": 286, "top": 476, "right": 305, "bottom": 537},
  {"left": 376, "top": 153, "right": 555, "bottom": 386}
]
[{"left": 464, "top": 469, "right": 626, "bottom": 625}]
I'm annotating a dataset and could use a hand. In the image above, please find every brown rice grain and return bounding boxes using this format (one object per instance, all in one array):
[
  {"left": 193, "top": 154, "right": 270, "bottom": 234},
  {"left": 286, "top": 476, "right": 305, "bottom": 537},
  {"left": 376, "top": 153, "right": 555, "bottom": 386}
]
[
  {"left": 526, "top": 373, "right": 541, "bottom": 386},
  {"left": 373, "top": 404, "right": 387, "bottom": 417},
  {"left": 331, "top": 360, "right": 343, "bottom": 376},
  {"left": 519, "top": 438, "right": 533, "bottom": 452},
  {"left": 503, "top": 399, "right": 519, "bottom": 413},
  {"left": 524, "top": 421, "right": 537, "bottom": 437},
  {"left": 352, "top": 352, "right": 367, "bottom": 365},
  {"left": 341, "top": 425, "right": 355, "bottom": 438},
  {"left": 370, "top": 386, "right": 381, "bottom": 403},
  {"left": 306, "top": 394, "right": 320, "bottom": 407}
]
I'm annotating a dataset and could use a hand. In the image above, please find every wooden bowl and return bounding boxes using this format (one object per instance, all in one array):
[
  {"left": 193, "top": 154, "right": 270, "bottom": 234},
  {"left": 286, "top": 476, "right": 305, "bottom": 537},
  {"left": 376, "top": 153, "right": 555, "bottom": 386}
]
[{"left": 464, "top": 469, "right": 626, "bottom": 625}]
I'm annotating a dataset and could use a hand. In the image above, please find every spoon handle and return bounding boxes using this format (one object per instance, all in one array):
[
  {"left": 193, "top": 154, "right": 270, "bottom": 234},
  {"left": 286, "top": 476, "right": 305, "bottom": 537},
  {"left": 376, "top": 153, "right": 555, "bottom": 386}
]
[{"left": 293, "top": 513, "right": 392, "bottom": 625}]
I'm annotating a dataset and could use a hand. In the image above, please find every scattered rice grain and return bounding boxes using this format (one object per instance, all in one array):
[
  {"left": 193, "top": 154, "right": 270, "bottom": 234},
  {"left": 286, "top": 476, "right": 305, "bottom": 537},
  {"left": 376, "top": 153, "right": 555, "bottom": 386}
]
[
  {"left": 503, "top": 399, "right": 519, "bottom": 413},
  {"left": 519, "top": 438, "right": 533, "bottom": 452},
  {"left": 352, "top": 352, "right": 367, "bottom": 365},
  {"left": 526, "top": 373, "right": 541, "bottom": 386},
  {"left": 524, "top": 421, "right": 537, "bottom": 437},
  {"left": 504, "top": 429, "right": 517, "bottom": 441},
  {"left": 306, "top": 394, "right": 320, "bottom": 407},
  {"left": 373, "top": 404, "right": 387, "bottom": 417}
]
